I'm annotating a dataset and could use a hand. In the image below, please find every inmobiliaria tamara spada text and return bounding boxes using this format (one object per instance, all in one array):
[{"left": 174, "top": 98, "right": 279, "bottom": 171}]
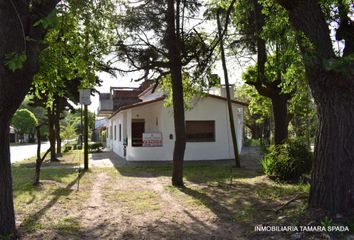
[{"left": 254, "top": 225, "right": 350, "bottom": 232}]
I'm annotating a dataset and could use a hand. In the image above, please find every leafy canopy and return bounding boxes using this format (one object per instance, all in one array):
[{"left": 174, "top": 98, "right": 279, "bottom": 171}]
[{"left": 11, "top": 109, "right": 38, "bottom": 135}]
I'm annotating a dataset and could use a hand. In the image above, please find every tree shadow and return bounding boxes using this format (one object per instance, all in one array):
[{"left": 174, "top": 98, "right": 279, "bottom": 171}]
[
  {"left": 90, "top": 147, "right": 264, "bottom": 183},
  {"left": 17, "top": 171, "right": 86, "bottom": 233}
]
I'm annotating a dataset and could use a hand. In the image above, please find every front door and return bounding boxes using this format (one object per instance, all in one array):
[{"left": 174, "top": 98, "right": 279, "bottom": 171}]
[{"left": 132, "top": 120, "right": 145, "bottom": 146}]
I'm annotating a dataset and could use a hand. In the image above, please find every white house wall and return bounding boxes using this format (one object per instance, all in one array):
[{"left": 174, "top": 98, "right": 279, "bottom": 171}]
[
  {"left": 109, "top": 97, "right": 244, "bottom": 161},
  {"left": 111, "top": 112, "right": 123, "bottom": 157},
  {"left": 182, "top": 97, "right": 243, "bottom": 160},
  {"left": 126, "top": 101, "right": 169, "bottom": 161}
]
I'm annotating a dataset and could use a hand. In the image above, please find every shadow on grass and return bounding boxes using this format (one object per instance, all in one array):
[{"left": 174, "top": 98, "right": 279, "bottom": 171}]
[
  {"left": 17, "top": 170, "right": 86, "bottom": 233},
  {"left": 90, "top": 148, "right": 264, "bottom": 184}
]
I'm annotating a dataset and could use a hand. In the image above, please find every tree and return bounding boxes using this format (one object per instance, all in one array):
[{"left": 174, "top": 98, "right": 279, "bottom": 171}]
[
  {"left": 32, "top": 0, "right": 115, "bottom": 160},
  {"left": 231, "top": 0, "right": 306, "bottom": 144},
  {"left": 0, "top": 0, "right": 59, "bottom": 236},
  {"left": 216, "top": 4, "right": 241, "bottom": 167},
  {"left": 273, "top": 0, "right": 354, "bottom": 216},
  {"left": 235, "top": 84, "right": 272, "bottom": 143},
  {"left": 11, "top": 109, "right": 38, "bottom": 142},
  {"left": 60, "top": 121, "right": 77, "bottom": 141},
  {"left": 115, "top": 0, "right": 214, "bottom": 186}
]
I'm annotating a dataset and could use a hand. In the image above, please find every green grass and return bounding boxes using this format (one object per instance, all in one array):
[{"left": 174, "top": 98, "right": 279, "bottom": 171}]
[
  {"left": 14, "top": 150, "right": 83, "bottom": 168},
  {"left": 52, "top": 216, "right": 82, "bottom": 235},
  {"left": 106, "top": 190, "right": 161, "bottom": 214}
]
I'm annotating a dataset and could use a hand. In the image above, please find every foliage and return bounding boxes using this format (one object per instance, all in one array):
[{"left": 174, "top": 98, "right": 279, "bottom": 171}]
[
  {"left": 114, "top": 0, "right": 216, "bottom": 87},
  {"left": 262, "top": 138, "right": 312, "bottom": 181},
  {"left": 235, "top": 84, "right": 271, "bottom": 124},
  {"left": 11, "top": 109, "right": 38, "bottom": 135},
  {"left": 63, "top": 110, "right": 95, "bottom": 134},
  {"left": 32, "top": 0, "right": 116, "bottom": 110},
  {"left": 60, "top": 122, "right": 77, "bottom": 140},
  {"left": 161, "top": 74, "right": 207, "bottom": 110},
  {"left": 88, "top": 142, "right": 103, "bottom": 152},
  {"left": 20, "top": 96, "right": 47, "bottom": 122},
  {"left": 4, "top": 52, "right": 27, "bottom": 72}
]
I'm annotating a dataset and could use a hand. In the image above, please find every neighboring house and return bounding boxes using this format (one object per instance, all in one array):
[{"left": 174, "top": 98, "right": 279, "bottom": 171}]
[
  {"left": 9, "top": 126, "right": 16, "bottom": 143},
  {"left": 93, "top": 118, "right": 109, "bottom": 143},
  {"left": 9, "top": 126, "right": 32, "bottom": 143},
  {"left": 98, "top": 81, "right": 247, "bottom": 161}
]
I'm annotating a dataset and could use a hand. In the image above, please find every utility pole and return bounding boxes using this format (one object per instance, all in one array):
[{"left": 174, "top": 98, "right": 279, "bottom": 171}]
[
  {"left": 84, "top": 104, "right": 89, "bottom": 170},
  {"left": 79, "top": 89, "right": 91, "bottom": 171}
]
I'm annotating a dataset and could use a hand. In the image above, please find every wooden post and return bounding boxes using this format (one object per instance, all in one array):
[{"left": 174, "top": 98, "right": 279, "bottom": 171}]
[{"left": 84, "top": 104, "right": 89, "bottom": 170}]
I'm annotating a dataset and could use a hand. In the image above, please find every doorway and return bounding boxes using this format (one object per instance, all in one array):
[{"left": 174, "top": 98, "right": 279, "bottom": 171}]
[{"left": 132, "top": 119, "right": 145, "bottom": 146}]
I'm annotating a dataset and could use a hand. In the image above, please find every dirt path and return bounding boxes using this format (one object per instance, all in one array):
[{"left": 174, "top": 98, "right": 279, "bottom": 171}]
[
  {"left": 74, "top": 171, "right": 247, "bottom": 240},
  {"left": 78, "top": 172, "right": 122, "bottom": 239}
]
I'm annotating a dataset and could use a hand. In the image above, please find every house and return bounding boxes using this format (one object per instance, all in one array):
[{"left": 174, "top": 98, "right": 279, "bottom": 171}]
[{"left": 98, "top": 82, "right": 247, "bottom": 161}]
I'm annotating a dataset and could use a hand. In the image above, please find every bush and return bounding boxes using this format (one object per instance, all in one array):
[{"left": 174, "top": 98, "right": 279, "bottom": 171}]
[
  {"left": 63, "top": 144, "right": 72, "bottom": 153},
  {"left": 88, "top": 142, "right": 103, "bottom": 152},
  {"left": 262, "top": 139, "right": 312, "bottom": 181},
  {"left": 63, "top": 141, "right": 78, "bottom": 152}
]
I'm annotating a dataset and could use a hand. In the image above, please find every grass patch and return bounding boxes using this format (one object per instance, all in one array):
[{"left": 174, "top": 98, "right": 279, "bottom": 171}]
[
  {"left": 14, "top": 150, "right": 83, "bottom": 168},
  {"left": 255, "top": 182, "right": 310, "bottom": 200},
  {"left": 107, "top": 190, "right": 161, "bottom": 214},
  {"left": 52, "top": 216, "right": 82, "bottom": 235}
]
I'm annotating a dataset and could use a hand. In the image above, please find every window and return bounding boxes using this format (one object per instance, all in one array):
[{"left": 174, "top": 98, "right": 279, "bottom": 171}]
[
  {"left": 186, "top": 121, "right": 215, "bottom": 142},
  {"left": 114, "top": 125, "right": 117, "bottom": 140},
  {"left": 119, "top": 124, "right": 122, "bottom": 142}
]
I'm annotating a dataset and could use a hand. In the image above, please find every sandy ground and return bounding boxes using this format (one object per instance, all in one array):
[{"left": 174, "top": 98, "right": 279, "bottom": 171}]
[{"left": 17, "top": 147, "right": 308, "bottom": 240}]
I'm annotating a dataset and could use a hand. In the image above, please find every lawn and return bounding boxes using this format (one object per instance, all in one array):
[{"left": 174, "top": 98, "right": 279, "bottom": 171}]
[{"left": 11, "top": 151, "right": 352, "bottom": 240}]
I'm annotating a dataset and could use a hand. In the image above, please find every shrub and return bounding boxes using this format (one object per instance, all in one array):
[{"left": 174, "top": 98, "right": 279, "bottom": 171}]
[
  {"left": 262, "top": 139, "right": 312, "bottom": 181},
  {"left": 88, "top": 142, "right": 103, "bottom": 152},
  {"left": 63, "top": 144, "right": 72, "bottom": 153}
]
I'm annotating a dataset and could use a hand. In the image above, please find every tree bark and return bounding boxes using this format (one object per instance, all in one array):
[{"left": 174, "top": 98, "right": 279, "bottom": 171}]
[
  {"left": 47, "top": 108, "right": 58, "bottom": 162},
  {"left": 271, "top": 95, "right": 289, "bottom": 144},
  {"left": 55, "top": 99, "right": 62, "bottom": 157},
  {"left": 246, "top": 123, "right": 262, "bottom": 140},
  {"left": 308, "top": 75, "right": 354, "bottom": 216},
  {"left": 166, "top": 0, "right": 186, "bottom": 187},
  {"left": 55, "top": 120, "right": 62, "bottom": 157},
  {"left": 35, "top": 126, "right": 42, "bottom": 185},
  {"left": 217, "top": 10, "right": 241, "bottom": 167},
  {"left": 0, "top": 0, "right": 59, "bottom": 236},
  {"left": 275, "top": 0, "right": 354, "bottom": 215},
  {"left": 0, "top": 117, "right": 16, "bottom": 237}
]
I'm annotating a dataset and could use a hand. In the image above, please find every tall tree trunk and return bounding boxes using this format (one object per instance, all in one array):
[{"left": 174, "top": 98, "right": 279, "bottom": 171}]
[
  {"left": 217, "top": 10, "right": 240, "bottom": 167},
  {"left": 271, "top": 96, "right": 289, "bottom": 144},
  {"left": 246, "top": 124, "right": 262, "bottom": 140},
  {"left": 54, "top": 98, "right": 61, "bottom": 157},
  {"left": 0, "top": 117, "right": 16, "bottom": 237},
  {"left": 166, "top": 0, "right": 185, "bottom": 187},
  {"left": 309, "top": 80, "right": 354, "bottom": 215},
  {"left": 35, "top": 126, "right": 42, "bottom": 185},
  {"left": 55, "top": 122, "right": 62, "bottom": 157},
  {"left": 47, "top": 108, "right": 57, "bottom": 162},
  {"left": 34, "top": 125, "right": 51, "bottom": 186}
]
